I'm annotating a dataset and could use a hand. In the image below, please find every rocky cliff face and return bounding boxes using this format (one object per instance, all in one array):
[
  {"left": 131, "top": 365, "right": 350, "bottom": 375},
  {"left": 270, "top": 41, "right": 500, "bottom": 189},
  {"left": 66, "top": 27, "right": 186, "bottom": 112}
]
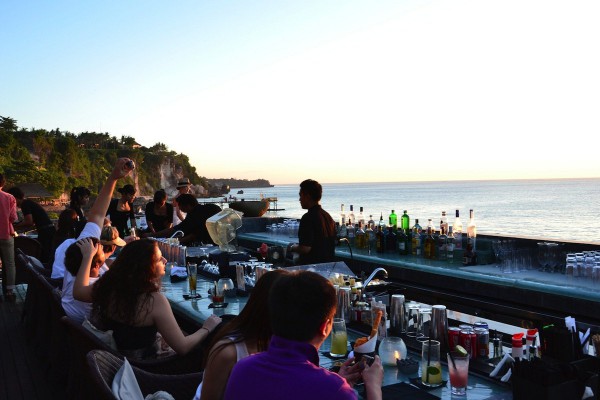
[{"left": 156, "top": 158, "right": 207, "bottom": 198}]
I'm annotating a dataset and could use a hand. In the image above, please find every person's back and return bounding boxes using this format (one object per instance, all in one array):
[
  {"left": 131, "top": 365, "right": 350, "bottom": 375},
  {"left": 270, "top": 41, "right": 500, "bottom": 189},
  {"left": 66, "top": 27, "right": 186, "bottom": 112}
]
[{"left": 224, "top": 271, "right": 383, "bottom": 400}]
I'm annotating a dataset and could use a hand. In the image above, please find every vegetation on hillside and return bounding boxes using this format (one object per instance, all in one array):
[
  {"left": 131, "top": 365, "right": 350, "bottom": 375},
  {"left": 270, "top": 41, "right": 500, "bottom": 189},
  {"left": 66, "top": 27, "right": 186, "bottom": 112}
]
[{"left": 0, "top": 115, "right": 214, "bottom": 197}]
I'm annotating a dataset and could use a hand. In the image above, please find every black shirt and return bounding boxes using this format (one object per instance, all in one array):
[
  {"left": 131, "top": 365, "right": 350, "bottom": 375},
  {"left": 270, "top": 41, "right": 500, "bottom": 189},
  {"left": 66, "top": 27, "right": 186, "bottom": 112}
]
[
  {"left": 145, "top": 201, "right": 174, "bottom": 232},
  {"left": 298, "top": 205, "right": 336, "bottom": 265},
  {"left": 174, "top": 203, "right": 222, "bottom": 244},
  {"left": 107, "top": 199, "right": 135, "bottom": 238},
  {"left": 21, "top": 199, "right": 53, "bottom": 228}
]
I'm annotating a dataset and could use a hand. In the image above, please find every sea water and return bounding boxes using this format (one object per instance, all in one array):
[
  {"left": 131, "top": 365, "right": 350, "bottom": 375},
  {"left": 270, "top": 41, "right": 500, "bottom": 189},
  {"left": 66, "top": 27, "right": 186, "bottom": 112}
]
[{"left": 227, "top": 178, "right": 600, "bottom": 244}]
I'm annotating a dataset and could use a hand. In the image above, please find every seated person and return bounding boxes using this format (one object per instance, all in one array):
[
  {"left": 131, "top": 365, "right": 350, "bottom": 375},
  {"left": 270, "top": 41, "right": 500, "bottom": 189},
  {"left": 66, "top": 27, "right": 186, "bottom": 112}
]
[
  {"left": 106, "top": 184, "right": 136, "bottom": 238},
  {"left": 224, "top": 270, "right": 383, "bottom": 400},
  {"left": 195, "top": 269, "right": 289, "bottom": 400},
  {"left": 145, "top": 189, "right": 173, "bottom": 234},
  {"left": 74, "top": 238, "right": 221, "bottom": 359},
  {"left": 98, "top": 225, "right": 126, "bottom": 274}
]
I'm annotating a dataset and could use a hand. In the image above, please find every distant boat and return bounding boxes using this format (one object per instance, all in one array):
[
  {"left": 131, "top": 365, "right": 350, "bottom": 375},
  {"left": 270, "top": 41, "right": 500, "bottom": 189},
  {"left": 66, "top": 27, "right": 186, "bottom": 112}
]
[
  {"left": 228, "top": 199, "right": 270, "bottom": 217},
  {"left": 237, "top": 190, "right": 244, "bottom": 194}
]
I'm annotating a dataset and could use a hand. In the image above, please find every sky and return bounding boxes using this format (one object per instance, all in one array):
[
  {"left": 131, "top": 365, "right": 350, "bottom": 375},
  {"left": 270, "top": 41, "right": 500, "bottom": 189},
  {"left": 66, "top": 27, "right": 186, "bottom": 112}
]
[{"left": 2, "top": 0, "right": 599, "bottom": 185}]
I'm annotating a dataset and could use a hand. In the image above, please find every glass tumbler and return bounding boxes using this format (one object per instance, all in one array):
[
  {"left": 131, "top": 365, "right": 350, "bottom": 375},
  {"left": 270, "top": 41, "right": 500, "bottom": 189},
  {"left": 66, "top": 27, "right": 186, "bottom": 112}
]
[
  {"left": 329, "top": 318, "right": 348, "bottom": 357},
  {"left": 421, "top": 340, "right": 443, "bottom": 387}
]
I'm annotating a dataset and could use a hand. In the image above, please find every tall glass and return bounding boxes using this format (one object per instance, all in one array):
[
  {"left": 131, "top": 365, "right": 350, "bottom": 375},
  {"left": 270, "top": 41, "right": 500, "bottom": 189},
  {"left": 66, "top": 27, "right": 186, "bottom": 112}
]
[
  {"left": 187, "top": 263, "right": 197, "bottom": 296},
  {"left": 330, "top": 318, "right": 348, "bottom": 357},
  {"left": 421, "top": 340, "right": 443, "bottom": 387},
  {"left": 447, "top": 352, "right": 469, "bottom": 395}
]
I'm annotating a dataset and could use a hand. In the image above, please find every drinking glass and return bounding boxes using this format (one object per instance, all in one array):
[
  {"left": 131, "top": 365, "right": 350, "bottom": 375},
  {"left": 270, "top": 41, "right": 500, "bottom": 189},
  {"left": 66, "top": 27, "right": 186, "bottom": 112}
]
[
  {"left": 329, "top": 318, "right": 348, "bottom": 357},
  {"left": 421, "top": 340, "right": 443, "bottom": 387},
  {"left": 417, "top": 307, "right": 432, "bottom": 341},
  {"left": 406, "top": 303, "right": 420, "bottom": 337},
  {"left": 187, "top": 263, "right": 197, "bottom": 296},
  {"left": 447, "top": 352, "right": 469, "bottom": 396}
]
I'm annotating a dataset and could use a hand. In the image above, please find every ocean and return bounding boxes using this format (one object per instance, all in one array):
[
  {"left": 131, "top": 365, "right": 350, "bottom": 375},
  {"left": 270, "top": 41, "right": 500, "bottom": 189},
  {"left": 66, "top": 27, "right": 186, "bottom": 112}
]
[{"left": 225, "top": 178, "right": 600, "bottom": 244}]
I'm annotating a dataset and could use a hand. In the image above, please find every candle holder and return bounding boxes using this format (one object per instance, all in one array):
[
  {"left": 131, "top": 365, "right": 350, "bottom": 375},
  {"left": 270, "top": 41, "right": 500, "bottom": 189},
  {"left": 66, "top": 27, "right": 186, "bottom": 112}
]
[{"left": 378, "top": 336, "right": 407, "bottom": 366}]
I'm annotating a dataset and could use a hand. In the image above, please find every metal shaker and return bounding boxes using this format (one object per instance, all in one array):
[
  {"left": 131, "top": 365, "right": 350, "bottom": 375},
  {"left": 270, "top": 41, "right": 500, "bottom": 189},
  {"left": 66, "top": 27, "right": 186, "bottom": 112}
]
[
  {"left": 389, "top": 294, "right": 406, "bottom": 335},
  {"left": 431, "top": 304, "right": 449, "bottom": 351},
  {"left": 336, "top": 286, "right": 352, "bottom": 323}
]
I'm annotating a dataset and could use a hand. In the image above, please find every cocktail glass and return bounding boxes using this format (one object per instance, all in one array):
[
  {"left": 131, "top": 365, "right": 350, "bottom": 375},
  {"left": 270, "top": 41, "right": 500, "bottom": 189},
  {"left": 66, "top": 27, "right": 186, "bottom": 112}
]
[
  {"left": 447, "top": 352, "right": 469, "bottom": 395},
  {"left": 187, "top": 263, "right": 197, "bottom": 296},
  {"left": 329, "top": 318, "right": 348, "bottom": 357},
  {"left": 421, "top": 340, "right": 443, "bottom": 387}
]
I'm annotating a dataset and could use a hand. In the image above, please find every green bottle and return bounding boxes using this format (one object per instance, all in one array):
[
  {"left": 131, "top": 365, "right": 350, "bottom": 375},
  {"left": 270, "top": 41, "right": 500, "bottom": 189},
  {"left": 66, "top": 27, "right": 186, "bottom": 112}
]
[
  {"left": 401, "top": 210, "right": 410, "bottom": 233},
  {"left": 389, "top": 210, "right": 398, "bottom": 231}
]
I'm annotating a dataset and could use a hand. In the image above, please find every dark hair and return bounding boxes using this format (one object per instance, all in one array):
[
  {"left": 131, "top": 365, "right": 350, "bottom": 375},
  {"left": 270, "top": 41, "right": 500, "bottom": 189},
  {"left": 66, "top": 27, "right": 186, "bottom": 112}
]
[
  {"left": 202, "top": 269, "right": 289, "bottom": 368},
  {"left": 269, "top": 271, "right": 336, "bottom": 342},
  {"left": 0, "top": 173, "right": 5, "bottom": 187},
  {"left": 7, "top": 186, "right": 24, "bottom": 200},
  {"left": 92, "top": 239, "right": 160, "bottom": 324},
  {"left": 153, "top": 189, "right": 167, "bottom": 203},
  {"left": 70, "top": 186, "right": 91, "bottom": 202},
  {"left": 64, "top": 237, "right": 102, "bottom": 276},
  {"left": 54, "top": 209, "right": 79, "bottom": 247},
  {"left": 176, "top": 193, "right": 197, "bottom": 208},
  {"left": 117, "top": 184, "right": 136, "bottom": 195},
  {"left": 300, "top": 179, "right": 322, "bottom": 202}
]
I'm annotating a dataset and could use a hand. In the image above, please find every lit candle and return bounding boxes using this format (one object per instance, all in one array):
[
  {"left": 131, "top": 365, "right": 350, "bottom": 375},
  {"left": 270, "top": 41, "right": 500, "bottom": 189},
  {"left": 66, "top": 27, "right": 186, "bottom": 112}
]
[{"left": 394, "top": 350, "right": 400, "bottom": 361}]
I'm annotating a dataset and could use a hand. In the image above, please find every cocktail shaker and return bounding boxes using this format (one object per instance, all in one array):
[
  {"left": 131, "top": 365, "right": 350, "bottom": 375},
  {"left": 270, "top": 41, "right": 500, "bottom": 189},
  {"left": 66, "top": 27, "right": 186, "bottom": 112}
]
[
  {"left": 431, "top": 304, "right": 449, "bottom": 351},
  {"left": 389, "top": 294, "right": 405, "bottom": 335}
]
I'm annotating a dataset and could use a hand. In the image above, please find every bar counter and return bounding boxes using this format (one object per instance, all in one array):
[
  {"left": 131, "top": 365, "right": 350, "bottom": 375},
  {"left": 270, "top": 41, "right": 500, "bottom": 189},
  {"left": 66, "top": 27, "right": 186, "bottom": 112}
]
[{"left": 161, "top": 273, "right": 513, "bottom": 399}]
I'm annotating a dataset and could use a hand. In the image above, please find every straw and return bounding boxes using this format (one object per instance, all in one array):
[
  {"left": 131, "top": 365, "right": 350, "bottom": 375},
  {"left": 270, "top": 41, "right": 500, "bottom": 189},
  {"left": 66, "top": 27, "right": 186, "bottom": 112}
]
[
  {"left": 448, "top": 351, "right": 457, "bottom": 370},
  {"left": 425, "top": 337, "right": 432, "bottom": 382}
]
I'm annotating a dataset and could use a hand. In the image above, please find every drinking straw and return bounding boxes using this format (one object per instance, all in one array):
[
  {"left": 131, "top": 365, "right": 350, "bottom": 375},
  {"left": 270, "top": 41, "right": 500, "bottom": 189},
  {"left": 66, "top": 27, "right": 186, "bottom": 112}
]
[
  {"left": 425, "top": 337, "right": 432, "bottom": 382},
  {"left": 448, "top": 351, "right": 457, "bottom": 370}
]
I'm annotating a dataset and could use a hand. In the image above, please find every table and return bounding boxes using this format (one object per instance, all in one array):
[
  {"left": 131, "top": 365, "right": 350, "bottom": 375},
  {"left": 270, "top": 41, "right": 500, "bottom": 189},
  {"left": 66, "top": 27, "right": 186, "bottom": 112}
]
[{"left": 162, "top": 273, "right": 513, "bottom": 399}]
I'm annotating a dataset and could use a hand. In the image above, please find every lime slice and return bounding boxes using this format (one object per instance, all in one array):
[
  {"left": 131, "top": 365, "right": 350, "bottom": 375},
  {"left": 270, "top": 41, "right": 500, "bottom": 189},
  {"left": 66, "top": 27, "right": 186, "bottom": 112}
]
[
  {"left": 427, "top": 366, "right": 441, "bottom": 375},
  {"left": 455, "top": 345, "right": 468, "bottom": 357}
]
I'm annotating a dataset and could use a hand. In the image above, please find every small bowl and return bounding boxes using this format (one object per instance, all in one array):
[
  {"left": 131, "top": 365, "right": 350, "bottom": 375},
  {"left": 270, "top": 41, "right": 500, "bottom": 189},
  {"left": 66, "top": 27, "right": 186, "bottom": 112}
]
[{"left": 396, "top": 357, "right": 419, "bottom": 375}]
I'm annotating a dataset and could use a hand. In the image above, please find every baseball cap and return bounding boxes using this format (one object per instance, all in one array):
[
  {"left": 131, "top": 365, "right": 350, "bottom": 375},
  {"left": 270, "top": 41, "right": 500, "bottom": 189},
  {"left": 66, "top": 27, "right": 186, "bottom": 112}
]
[{"left": 100, "top": 226, "right": 126, "bottom": 247}]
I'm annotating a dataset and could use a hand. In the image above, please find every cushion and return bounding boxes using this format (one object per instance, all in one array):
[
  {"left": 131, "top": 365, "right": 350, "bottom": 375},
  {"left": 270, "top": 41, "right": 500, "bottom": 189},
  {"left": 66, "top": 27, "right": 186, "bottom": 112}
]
[
  {"left": 83, "top": 318, "right": 118, "bottom": 351},
  {"left": 112, "top": 358, "right": 144, "bottom": 400}
]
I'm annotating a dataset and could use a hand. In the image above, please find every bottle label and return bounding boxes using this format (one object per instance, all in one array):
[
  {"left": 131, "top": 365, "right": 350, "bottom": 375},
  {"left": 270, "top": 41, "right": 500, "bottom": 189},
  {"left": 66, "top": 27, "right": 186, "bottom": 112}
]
[
  {"left": 454, "top": 233, "right": 463, "bottom": 249},
  {"left": 399, "top": 242, "right": 405, "bottom": 251}
]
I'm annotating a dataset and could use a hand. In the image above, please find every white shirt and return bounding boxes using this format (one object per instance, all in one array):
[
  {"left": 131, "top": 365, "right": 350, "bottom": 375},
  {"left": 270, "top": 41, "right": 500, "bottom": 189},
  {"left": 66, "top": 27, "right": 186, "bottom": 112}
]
[
  {"left": 58, "top": 222, "right": 102, "bottom": 323},
  {"left": 52, "top": 222, "right": 101, "bottom": 279}
]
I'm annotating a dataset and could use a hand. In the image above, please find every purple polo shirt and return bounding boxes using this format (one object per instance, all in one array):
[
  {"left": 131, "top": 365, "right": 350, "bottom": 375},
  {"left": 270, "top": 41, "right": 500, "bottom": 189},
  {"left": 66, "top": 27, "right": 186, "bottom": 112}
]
[{"left": 224, "top": 335, "right": 356, "bottom": 400}]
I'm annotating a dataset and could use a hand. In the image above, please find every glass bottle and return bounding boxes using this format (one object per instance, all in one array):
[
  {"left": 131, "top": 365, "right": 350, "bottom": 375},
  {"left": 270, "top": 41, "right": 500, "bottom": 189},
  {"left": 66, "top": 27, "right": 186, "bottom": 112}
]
[
  {"left": 339, "top": 204, "right": 346, "bottom": 226},
  {"left": 467, "top": 209, "right": 477, "bottom": 252},
  {"left": 348, "top": 205, "right": 356, "bottom": 226},
  {"left": 411, "top": 219, "right": 422, "bottom": 256},
  {"left": 355, "top": 222, "right": 366, "bottom": 250},
  {"left": 358, "top": 207, "right": 366, "bottom": 226},
  {"left": 385, "top": 226, "right": 397, "bottom": 253},
  {"left": 346, "top": 222, "right": 356, "bottom": 248},
  {"left": 424, "top": 219, "right": 436, "bottom": 259},
  {"left": 401, "top": 210, "right": 410, "bottom": 233},
  {"left": 446, "top": 226, "right": 455, "bottom": 263},
  {"left": 368, "top": 214, "right": 375, "bottom": 230},
  {"left": 437, "top": 220, "right": 448, "bottom": 261},
  {"left": 379, "top": 213, "right": 387, "bottom": 230},
  {"left": 397, "top": 227, "right": 409, "bottom": 255},
  {"left": 440, "top": 211, "right": 448, "bottom": 234},
  {"left": 452, "top": 209, "right": 463, "bottom": 250},
  {"left": 376, "top": 225, "right": 385, "bottom": 253},
  {"left": 365, "top": 222, "right": 376, "bottom": 251},
  {"left": 389, "top": 210, "right": 398, "bottom": 232}
]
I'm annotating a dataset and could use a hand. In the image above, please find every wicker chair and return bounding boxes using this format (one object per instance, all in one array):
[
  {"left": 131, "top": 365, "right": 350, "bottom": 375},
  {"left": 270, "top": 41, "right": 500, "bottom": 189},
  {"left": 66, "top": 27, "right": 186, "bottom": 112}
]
[{"left": 86, "top": 349, "right": 203, "bottom": 400}]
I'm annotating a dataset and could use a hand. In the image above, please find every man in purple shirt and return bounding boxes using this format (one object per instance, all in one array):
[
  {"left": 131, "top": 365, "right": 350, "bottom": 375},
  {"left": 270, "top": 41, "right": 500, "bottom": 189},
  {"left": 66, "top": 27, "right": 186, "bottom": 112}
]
[{"left": 224, "top": 270, "right": 383, "bottom": 400}]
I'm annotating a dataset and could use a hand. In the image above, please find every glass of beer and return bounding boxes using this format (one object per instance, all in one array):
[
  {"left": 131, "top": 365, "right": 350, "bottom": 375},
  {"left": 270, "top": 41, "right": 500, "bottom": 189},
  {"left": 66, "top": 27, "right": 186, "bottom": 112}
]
[
  {"left": 330, "top": 318, "right": 348, "bottom": 357},
  {"left": 187, "top": 263, "right": 197, "bottom": 297}
]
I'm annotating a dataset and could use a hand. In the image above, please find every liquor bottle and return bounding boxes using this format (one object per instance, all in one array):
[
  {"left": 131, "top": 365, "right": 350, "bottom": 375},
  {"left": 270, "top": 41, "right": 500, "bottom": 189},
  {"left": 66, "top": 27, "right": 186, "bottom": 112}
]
[
  {"left": 348, "top": 205, "right": 356, "bottom": 225},
  {"left": 401, "top": 210, "right": 410, "bottom": 233},
  {"left": 452, "top": 209, "right": 463, "bottom": 250},
  {"left": 385, "top": 226, "right": 397, "bottom": 253},
  {"left": 463, "top": 209, "right": 478, "bottom": 265},
  {"left": 339, "top": 221, "right": 347, "bottom": 240},
  {"left": 340, "top": 204, "right": 346, "bottom": 226},
  {"left": 423, "top": 219, "right": 436, "bottom": 259},
  {"left": 367, "top": 214, "right": 375, "bottom": 230},
  {"left": 411, "top": 219, "right": 422, "bottom": 256},
  {"left": 467, "top": 209, "right": 477, "bottom": 252},
  {"left": 347, "top": 223, "right": 356, "bottom": 248},
  {"left": 358, "top": 207, "right": 366, "bottom": 226},
  {"left": 397, "top": 227, "right": 409, "bottom": 255},
  {"left": 376, "top": 225, "right": 385, "bottom": 253},
  {"left": 389, "top": 210, "right": 398, "bottom": 231},
  {"left": 355, "top": 222, "right": 367, "bottom": 249},
  {"left": 440, "top": 211, "right": 448, "bottom": 234},
  {"left": 365, "top": 222, "right": 376, "bottom": 251},
  {"left": 378, "top": 213, "right": 387, "bottom": 230},
  {"left": 437, "top": 220, "right": 448, "bottom": 261},
  {"left": 446, "top": 226, "right": 455, "bottom": 263}
]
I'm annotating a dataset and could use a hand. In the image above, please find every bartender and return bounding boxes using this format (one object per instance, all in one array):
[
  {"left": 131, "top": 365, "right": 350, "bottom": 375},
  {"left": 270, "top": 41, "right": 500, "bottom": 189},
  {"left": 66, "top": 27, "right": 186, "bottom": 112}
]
[{"left": 288, "top": 179, "right": 336, "bottom": 265}]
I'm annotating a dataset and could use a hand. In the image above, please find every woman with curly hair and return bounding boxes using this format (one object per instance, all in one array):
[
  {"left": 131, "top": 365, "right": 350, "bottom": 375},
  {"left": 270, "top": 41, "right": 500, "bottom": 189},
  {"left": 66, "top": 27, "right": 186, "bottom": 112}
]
[
  {"left": 194, "top": 269, "right": 288, "bottom": 400},
  {"left": 73, "top": 237, "right": 221, "bottom": 359}
]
